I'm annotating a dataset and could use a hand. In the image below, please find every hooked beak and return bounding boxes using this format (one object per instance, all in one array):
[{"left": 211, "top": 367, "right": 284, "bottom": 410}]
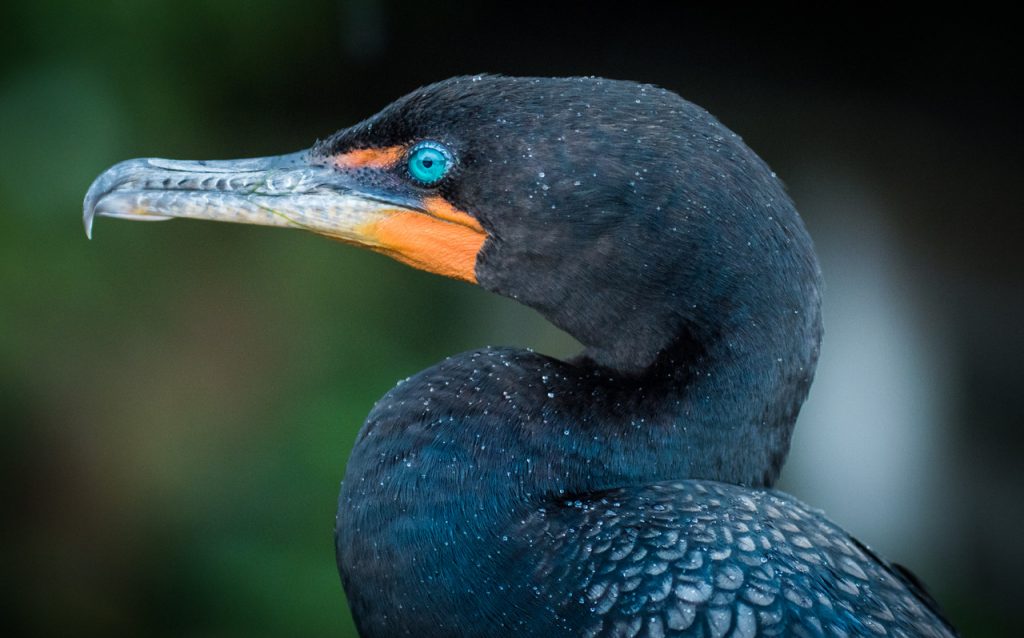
[{"left": 83, "top": 151, "right": 486, "bottom": 283}]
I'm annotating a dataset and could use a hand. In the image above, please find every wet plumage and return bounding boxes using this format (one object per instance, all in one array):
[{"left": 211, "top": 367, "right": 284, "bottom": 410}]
[
  {"left": 85, "top": 75, "right": 957, "bottom": 637},
  {"left": 339, "top": 347, "right": 954, "bottom": 637}
]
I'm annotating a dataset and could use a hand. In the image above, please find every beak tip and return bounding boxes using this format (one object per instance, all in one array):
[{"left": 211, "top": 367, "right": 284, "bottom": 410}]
[
  {"left": 83, "top": 197, "right": 95, "bottom": 240},
  {"left": 83, "top": 164, "right": 116, "bottom": 240}
]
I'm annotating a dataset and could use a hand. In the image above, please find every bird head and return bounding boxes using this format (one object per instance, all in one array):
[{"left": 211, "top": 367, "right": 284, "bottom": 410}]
[{"left": 85, "top": 75, "right": 820, "bottom": 374}]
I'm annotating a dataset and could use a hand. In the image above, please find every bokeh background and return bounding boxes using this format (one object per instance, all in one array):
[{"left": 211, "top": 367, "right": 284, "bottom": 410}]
[{"left": 2, "top": 3, "right": 1019, "bottom": 636}]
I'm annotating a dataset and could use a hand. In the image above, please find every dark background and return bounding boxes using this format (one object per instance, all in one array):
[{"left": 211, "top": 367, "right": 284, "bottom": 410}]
[{"left": 2, "top": 3, "right": 1019, "bottom": 636}]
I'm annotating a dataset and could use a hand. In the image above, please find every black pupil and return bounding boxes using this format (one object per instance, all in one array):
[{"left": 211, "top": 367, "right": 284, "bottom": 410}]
[{"left": 422, "top": 158, "right": 433, "bottom": 168}]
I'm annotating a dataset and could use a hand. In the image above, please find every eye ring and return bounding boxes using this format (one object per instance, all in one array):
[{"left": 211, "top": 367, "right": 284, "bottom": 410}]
[{"left": 406, "top": 141, "right": 454, "bottom": 186}]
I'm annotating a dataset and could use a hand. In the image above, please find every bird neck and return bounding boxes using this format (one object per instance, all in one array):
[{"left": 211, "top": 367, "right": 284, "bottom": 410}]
[
  {"left": 356, "top": 296, "right": 819, "bottom": 503},
  {"left": 338, "top": 306, "right": 819, "bottom": 630},
  {"left": 560, "top": 325, "right": 812, "bottom": 491}
]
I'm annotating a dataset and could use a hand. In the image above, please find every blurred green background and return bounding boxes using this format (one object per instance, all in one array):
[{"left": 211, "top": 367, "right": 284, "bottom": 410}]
[{"left": 2, "top": 3, "right": 1019, "bottom": 636}]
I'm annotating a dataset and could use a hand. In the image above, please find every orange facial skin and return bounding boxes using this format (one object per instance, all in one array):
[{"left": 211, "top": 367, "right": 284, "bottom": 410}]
[
  {"left": 327, "top": 146, "right": 487, "bottom": 283},
  {"left": 358, "top": 209, "right": 485, "bottom": 283},
  {"left": 422, "top": 196, "right": 484, "bottom": 233},
  {"left": 331, "top": 146, "right": 407, "bottom": 170}
]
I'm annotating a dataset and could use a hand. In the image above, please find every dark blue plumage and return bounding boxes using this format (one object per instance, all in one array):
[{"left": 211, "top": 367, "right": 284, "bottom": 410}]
[
  {"left": 82, "top": 74, "right": 957, "bottom": 637},
  {"left": 338, "top": 348, "right": 954, "bottom": 637},
  {"left": 525, "top": 480, "right": 949, "bottom": 638},
  {"left": 331, "top": 77, "right": 956, "bottom": 637}
]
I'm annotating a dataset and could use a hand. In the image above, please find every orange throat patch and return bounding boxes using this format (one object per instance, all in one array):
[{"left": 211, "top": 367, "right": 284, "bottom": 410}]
[
  {"left": 356, "top": 197, "right": 486, "bottom": 284},
  {"left": 329, "top": 146, "right": 486, "bottom": 283}
]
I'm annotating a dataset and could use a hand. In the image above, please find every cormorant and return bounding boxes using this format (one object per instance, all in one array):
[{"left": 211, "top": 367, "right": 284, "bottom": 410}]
[{"left": 84, "top": 75, "right": 957, "bottom": 637}]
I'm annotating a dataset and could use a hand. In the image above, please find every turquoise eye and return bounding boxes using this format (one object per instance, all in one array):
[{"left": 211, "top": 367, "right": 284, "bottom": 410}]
[{"left": 407, "top": 142, "right": 452, "bottom": 185}]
